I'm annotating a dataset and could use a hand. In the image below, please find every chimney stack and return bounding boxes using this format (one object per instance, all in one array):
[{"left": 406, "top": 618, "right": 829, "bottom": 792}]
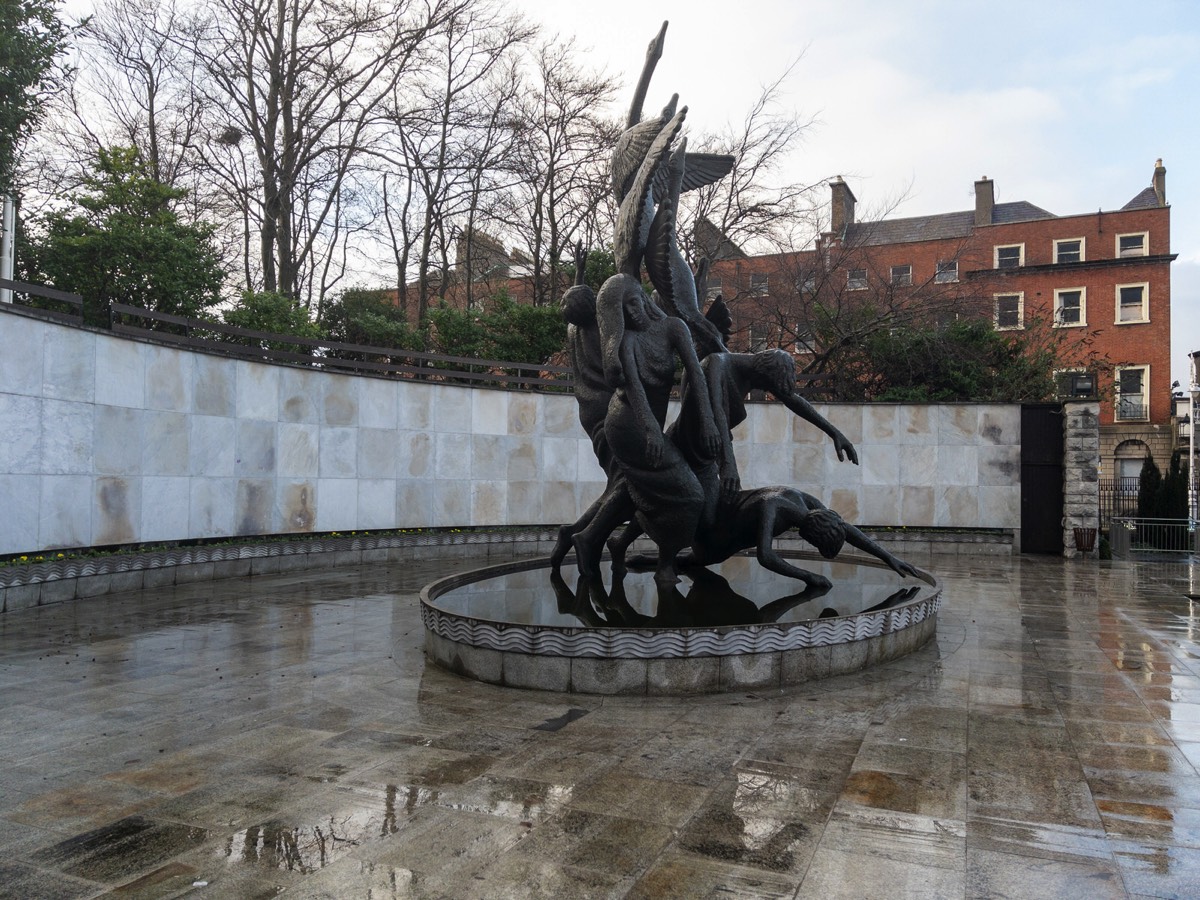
[
  {"left": 1153, "top": 158, "right": 1166, "bottom": 206},
  {"left": 974, "top": 176, "right": 994, "bottom": 226},
  {"left": 830, "top": 176, "right": 856, "bottom": 235}
]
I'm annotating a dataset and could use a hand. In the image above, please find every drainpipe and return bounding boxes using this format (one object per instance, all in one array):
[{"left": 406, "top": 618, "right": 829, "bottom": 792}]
[{"left": 0, "top": 195, "right": 14, "bottom": 303}]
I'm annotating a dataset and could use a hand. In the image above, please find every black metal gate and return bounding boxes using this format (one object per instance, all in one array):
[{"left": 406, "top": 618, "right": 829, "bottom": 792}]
[{"left": 1021, "top": 403, "right": 1065, "bottom": 555}]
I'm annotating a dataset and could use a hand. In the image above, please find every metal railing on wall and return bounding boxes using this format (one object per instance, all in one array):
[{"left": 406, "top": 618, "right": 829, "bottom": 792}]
[{"left": 2, "top": 282, "right": 834, "bottom": 397}]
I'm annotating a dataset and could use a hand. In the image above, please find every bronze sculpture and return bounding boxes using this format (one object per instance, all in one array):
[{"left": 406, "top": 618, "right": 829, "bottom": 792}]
[{"left": 553, "top": 21, "right": 923, "bottom": 589}]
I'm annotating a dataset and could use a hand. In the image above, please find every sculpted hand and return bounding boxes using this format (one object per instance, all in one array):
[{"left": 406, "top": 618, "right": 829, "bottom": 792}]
[
  {"left": 645, "top": 430, "right": 664, "bottom": 467},
  {"left": 720, "top": 470, "right": 741, "bottom": 503},
  {"left": 833, "top": 431, "right": 859, "bottom": 465},
  {"left": 701, "top": 422, "right": 721, "bottom": 459}
]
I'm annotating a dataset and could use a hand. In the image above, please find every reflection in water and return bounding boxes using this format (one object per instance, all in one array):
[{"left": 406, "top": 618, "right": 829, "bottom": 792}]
[
  {"left": 550, "top": 567, "right": 919, "bottom": 629},
  {"left": 434, "top": 556, "right": 930, "bottom": 629}
]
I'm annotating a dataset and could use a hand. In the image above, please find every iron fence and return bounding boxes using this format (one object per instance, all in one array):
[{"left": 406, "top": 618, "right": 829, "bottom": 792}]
[
  {"left": 1109, "top": 517, "right": 1198, "bottom": 559},
  {"left": 1099, "top": 478, "right": 1140, "bottom": 531}
]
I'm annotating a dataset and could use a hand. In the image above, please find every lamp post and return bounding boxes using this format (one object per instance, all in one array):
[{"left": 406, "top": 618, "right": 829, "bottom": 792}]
[{"left": 1191, "top": 351, "right": 1200, "bottom": 523}]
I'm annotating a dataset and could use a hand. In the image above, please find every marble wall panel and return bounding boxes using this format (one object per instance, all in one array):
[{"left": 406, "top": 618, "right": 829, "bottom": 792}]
[
  {"left": 895, "top": 405, "right": 936, "bottom": 445},
  {"left": 397, "top": 382, "right": 433, "bottom": 430},
  {"left": 750, "top": 404, "right": 790, "bottom": 445},
  {"left": 939, "top": 405, "right": 978, "bottom": 445},
  {"left": 40, "top": 399, "right": 93, "bottom": 475},
  {"left": 358, "top": 378, "right": 397, "bottom": 430},
  {"left": 432, "top": 480, "right": 471, "bottom": 527},
  {"left": 861, "top": 445, "right": 900, "bottom": 486},
  {"left": 898, "top": 444, "right": 939, "bottom": 487},
  {"left": 506, "top": 482, "right": 540, "bottom": 524},
  {"left": 0, "top": 314, "right": 45, "bottom": 397},
  {"left": 508, "top": 394, "right": 540, "bottom": 435},
  {"left": 193, "top": 354, "right": 235, "bottom": 417},
  {"left": 188, "top": 415, "right": 235, "bottom": 477},
  {"left": 829, "top": 488, "right": 861, "bottom": 522},
  {"left": 144, "top": 345, "right": 192, "bottom": 412},
  {"left": 94, "top": 405, "right": 143, "bottom": 475},
  {"left": 980, "top": 407, "right": 1020, "bottom": 445},
  {"left": 235, "top": 479, "right": 274, "bottom": 535},
  {"left": 540, "top": 481, "right": 579, "bottom": 524},
  {"left": 978, "top": 445, "right": 1021, "bottom": 486},
  {"left": 42, "top": 326, "right": 94, "bottom": 402},
  {"left": 507, "top": 440, "right": 538, "bottom": 481},
  {"left": 0, "top": 393, "right": 44, "bottom": 474},
  {"left": 95, "top": 337, "right": 144, "bottom": 408},
  {"left": 936, "top": 445, "right": 978, "bottom": 485},
  {"left": 542, "top": 437, "right": 579, "bottom": 482},
  {"left": 357, "top": 479, "right": 396, "bottom": 529},
  {"left": 141, "top": 476, "right": 191, "bottom": 542},
  {"left": 41, "top": 474, "right": 93, "bottom": 548},
  {"left": 190, "top": 477, "right": 236, "bottom": 538},
  {"left": 234, "top": 419, "right": 276, "bottom": 476},
  {"left": 471, "top": 434, "right": 511, "bottom": 480},
  {"left": 358, "top": 427, "right": 398, "bottom": 479},
  {"left": 279, "top": 368, "right": 319, "bottom": 423},
  {"left": 434, "top": 432, "right": 470, "bottom": 480},
  {"left": 472, "top": 390, "right": 509, "bottom": 435},
  {"left": 543, "top": 395, "right": 577, "bottom": 435},
  {"left": 395, "top": 480, "right": 433, "bottom": 528},
  {"left": 277, "top": 423, "right": 318, "bottom": 478},
  {"left": 864, "top": 405, "right": 898, "bottom": 442},
  {"left": 818, "top": 404, "right": 864, "bottom": 446},
  {"left": 977, "top": 486, "right": 1021, "bottom": 528},
  {"left": 235, "top": 361, "right": 279, "bottom": 421},
  {"left": 576, "top": 440, "right": 605, "bottom": 483},
  {"left": 276, "top": 480, "right": 317, "bottom": 532},
  {"left": 322, "top": 375, "right": 358, "bottom": 426},
  {"left": 0, "top": 473, "right": 40, "bottom": 554},
  {"left": 319, "top": 427, "right": 357, "bottom": 478},
  {"left": 937, "top": 485, "right": 980, "bottom": 527},
  {"left": 93, "top": 475, "right": 137, "bottom": 546},
  {"left": 142, "top": 411, "right": 189, "bottom": 476},
  {"left": 435, "top": 387, "right": 473, "bottom": 433},
  {"left": 316, "top": 478, "right": 357, "bottom": 531},
  {"left": 401, "top": 431, "right": 434, "bottom": 479},
  {"left": 861, "top": 485, "right": 900, "bottom": 525},
  {"left": 472, "top": 481, "right": 507, "bottom": 524},
  {"left": 900, "top": 486, "right": 936, "bottom": 527}
]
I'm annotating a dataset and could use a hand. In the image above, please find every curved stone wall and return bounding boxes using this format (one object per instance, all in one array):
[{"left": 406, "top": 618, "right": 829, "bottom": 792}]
[{"left": 0, "top": 307, "right": 1022, "bottom": 556}]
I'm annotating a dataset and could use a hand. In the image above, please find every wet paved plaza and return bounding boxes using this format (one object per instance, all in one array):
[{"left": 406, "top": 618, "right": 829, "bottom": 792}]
[{"left": 3, "top": 551, "right": 1200, "bottom": 898}]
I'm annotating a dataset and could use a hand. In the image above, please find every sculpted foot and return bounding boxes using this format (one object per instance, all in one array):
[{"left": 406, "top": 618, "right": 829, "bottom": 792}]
[
  {"left": 573, "top": 533, "right": 603, "bottom": 578},
  {"left": 550, "top": 524, "right": 574, "bottom": 569}
]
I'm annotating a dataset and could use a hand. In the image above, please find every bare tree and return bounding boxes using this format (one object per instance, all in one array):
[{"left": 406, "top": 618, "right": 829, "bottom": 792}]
[
  {"left": 184, "top": 0, "right": 457, "bottom": 305},
  {"left": 498, "top": 36, "right": 617, "bottom": 306}
]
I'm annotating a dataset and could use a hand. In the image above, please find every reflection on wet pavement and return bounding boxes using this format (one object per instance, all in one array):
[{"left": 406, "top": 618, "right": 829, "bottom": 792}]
[{"left": 3, "top": 552, "right": 1200, "bottom": 896}]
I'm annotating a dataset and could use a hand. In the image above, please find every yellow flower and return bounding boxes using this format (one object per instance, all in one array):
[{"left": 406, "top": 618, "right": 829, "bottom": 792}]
[{"left": 19, "top": 556, "right": 27, "bottom": 561}]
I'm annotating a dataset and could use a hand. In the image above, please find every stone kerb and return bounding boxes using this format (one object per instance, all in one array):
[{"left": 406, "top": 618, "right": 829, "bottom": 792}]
[{"left": 2, "top": 307, "right": 1022, "bottom": 562}]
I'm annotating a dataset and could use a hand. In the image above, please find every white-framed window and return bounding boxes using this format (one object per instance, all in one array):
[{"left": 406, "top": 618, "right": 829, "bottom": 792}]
[
  {"left": 749, "top": 273, "right": 769, "bottom": 296},
  {"left": 1117, "top": 232, "right": 1148, "bottom": 258},
  {"left": 890, "top": 264, "right": 912, "bottom": 286},
  {"left": 934, "top": 260, "right": 958, "bottom": 283},
  {"left": 1115, "top": 365, "right": 1150, "bottom": 422},
  {"left": 994, "top": 293, "right": 1023, "bottom": 330},
  {"left": 794, "top": 325, "right": 816, "bottom": 354},
  {"left": 994, "top": 244, "right": 1024, "bottom": 269},
  {"left": 706, "top": 277, "right": 723, "bottom": 300},
  {"left": 750, "top": 323, "right": 773, "bottom": 352},
  {"left": 794, "top": 270, "right": 817, "bottom": 295},
  {"left": 1054, "top": 238, "right": 1084, "bottom": 264},
  {"left": 1053, "top": 287, "right": 1086, "bottom": 327},
  {"left": 1116, "top": 282, "right": 1148, "bottom": 323},
  {"left": 847, "top": 268, "right": 867, "bottom": 291}
]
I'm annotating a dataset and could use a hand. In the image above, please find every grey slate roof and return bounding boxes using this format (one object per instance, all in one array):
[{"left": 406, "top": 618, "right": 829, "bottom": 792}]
[
  {"left": 844, "top": 201, "right": 1056, "bottom": 246},
  {"left": 1122, "top": 186, "right": 1161, "bottom": 210}
]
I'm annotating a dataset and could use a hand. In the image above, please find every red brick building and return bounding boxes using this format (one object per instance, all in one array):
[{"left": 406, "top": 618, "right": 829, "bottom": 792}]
[{"left": 708, "top": 162, "right": 1177, "bottom": 475}]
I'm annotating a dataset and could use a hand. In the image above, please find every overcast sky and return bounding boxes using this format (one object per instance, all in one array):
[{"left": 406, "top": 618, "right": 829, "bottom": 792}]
[
  {"left": 60, "top": 0, "right": 1198, "bottom": 385},
  {"left": 512, "top": 0, "right": 1199, "bottom": 387}
]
